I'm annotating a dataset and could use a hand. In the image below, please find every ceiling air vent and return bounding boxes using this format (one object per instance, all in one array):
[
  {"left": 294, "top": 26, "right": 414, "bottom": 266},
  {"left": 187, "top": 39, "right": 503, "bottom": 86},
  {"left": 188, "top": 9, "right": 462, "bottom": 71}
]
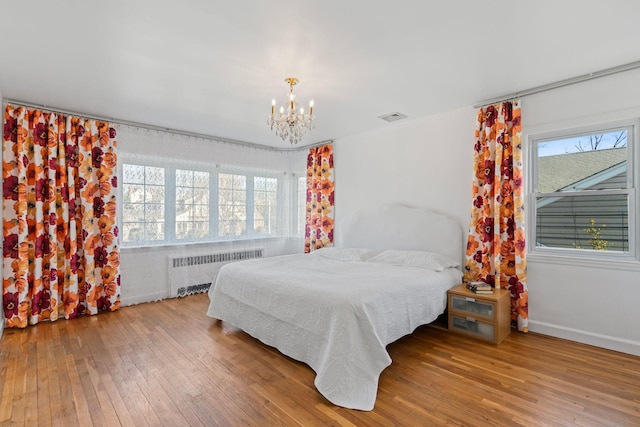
[{"left": 378, "top": 112, "right": 408, "bottom": 123}]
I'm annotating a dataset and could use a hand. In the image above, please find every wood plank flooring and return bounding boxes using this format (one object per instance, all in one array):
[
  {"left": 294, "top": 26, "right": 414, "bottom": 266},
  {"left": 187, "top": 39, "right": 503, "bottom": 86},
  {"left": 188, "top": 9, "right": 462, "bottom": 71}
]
[{"left": 1, "top": 293, "right": 639, "bottom": 426}]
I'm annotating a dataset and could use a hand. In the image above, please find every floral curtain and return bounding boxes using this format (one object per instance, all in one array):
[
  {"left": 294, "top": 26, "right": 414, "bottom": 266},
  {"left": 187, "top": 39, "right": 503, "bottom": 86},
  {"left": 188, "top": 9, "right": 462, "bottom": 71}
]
[
  {"left": 305, "top": 144, "right": 334, "bottom": 253},
  {"left": 464, "top": 100, "right": 528, "bottom": 332},
  {"left": 2, "top": 104, "right": 120, "bottom": 328}
]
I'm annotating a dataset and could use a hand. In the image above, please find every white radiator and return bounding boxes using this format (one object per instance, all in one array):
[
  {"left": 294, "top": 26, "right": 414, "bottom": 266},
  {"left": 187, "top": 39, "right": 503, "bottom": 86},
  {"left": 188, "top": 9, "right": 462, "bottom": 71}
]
[{"left": 168, "top": 248, "right": 264, "bottom": 297}]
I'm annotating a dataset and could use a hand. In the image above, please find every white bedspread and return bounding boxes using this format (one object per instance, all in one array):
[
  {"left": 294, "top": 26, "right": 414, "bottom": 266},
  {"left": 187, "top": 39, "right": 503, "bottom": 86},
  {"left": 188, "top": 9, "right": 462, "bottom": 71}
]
[{"left": 206, "top": 253, "right": 461, "bottom": 411}]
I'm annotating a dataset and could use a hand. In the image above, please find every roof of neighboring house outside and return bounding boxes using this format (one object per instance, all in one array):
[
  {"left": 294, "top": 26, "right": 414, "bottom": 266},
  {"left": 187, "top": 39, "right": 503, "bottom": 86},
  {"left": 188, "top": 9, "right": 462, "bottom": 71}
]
[{"left": 538, "top": 147, "right": 627, "bottom": 192}]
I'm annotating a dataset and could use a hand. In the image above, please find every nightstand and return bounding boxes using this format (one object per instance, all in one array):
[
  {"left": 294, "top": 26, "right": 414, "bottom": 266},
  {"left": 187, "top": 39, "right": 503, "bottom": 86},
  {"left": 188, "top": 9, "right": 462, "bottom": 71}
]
[{"left": 447, "top": 284, "right": 511, "bottom": 344}]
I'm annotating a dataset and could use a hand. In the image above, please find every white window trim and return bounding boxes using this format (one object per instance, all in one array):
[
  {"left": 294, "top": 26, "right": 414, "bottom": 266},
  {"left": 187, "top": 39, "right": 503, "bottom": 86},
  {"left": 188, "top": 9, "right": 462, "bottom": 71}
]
[{"left": 525, "top": 118, "right": 640, "bottom": 269}]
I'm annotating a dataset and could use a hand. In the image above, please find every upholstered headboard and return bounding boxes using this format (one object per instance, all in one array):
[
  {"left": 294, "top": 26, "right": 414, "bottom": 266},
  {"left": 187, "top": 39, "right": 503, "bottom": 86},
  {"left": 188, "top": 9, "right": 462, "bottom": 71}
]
[{"left": 337, "top": 203, "right": 463, "bottom": 263}]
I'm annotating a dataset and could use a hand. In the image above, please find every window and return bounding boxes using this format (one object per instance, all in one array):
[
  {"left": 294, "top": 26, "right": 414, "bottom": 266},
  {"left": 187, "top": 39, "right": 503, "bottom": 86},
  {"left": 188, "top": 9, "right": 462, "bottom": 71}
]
[
  {"left": 529, "top": 121, "right": 637, "bottom": 259},
  {"left": 122, "top": 164, "right": 165, "bottom": 243},
  {"left": 254, "top": 176, "right": 278, "bottom": 235},
  {"left": 218, "top": 173, "right": 247, "bottom": 237},
  {"left": 176, "top": 169, "right": 210, "bottom": 240},
  {"left": 120, "top": 157, "right": 297, "bottom": 246}
]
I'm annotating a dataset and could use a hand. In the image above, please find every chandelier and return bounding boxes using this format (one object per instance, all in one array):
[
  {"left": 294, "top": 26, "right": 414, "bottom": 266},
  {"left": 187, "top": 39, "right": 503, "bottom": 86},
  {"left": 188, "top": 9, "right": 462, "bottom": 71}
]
[{"left": 268, "top": 77, "right": 314, "bottom": 145}]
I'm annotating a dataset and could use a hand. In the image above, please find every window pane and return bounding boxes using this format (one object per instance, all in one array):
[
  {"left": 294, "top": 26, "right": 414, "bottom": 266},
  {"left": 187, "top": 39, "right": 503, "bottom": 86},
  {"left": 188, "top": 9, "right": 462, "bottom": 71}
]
[
  {"left": 145, "top": 185, "right": 165, "bottom": 203},
  {"left": 123, "top": 222, "right": 144, "bottom": 243},
  {"left": 176, "top": 169, "right": 192, "bottom": 187},
  {"left": 145, "top": 222, "right": 165, "bottom": 240},
  {"left": 193, "top": 188, "right": 209, "bottom": 204},
  {"left": 194, "top": 172, "right": 209, "bottom": 188},
  {"left": 146, "top": 166, "right": 165, "bottom": 185},
  {"left": 195, "top": 221, "right": 209, "bottom": 237},
  {"left": 123, "top": 164, "right": 145, "bottom": 184},
  {"left": 195, "top": 205, "right": 209, "bottom": 220},
  {"left": 123, "top": 203, "right": 145, "bottom": 222},
  {"left": 218, "top": 221, "right": 231, "bottom": 236},
  {"left": 145, "top": 203, "right": 165, "bottom": 222},
  {"left": 123, "top": 184, "right": 144, "bottom": 203},
  {"left": 536, "top": 194, "right": 628, "bottom": 252},
  {"left": 233, "top": 206, "right": 246, "bottom": 220},
  {"left": 232, "top": 175, "right": 246, "bottom": 189},
  {"left": 219, "top": 173, "right": 246, "bottom": 190},
  {"left": 176, "top": 187, "right": 194, "bottom": 204},
  {"left": 177, "top": 207, "right": 193, "bottom": 222},
  {"left": 537, "top": 130, "right": 627, "bottom": 193}
]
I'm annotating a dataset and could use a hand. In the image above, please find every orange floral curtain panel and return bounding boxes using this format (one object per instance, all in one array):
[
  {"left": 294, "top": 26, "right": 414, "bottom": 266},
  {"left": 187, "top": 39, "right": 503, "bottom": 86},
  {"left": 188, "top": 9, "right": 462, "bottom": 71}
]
[
  {"left": 2, "top": 104, "right": 120, "bottom": 328},
  {"left": 304, "top": 144, "right": 334, "bottom": 253},
  {"left": 464, "top": 100, "right": 528, "bottom": 332}
]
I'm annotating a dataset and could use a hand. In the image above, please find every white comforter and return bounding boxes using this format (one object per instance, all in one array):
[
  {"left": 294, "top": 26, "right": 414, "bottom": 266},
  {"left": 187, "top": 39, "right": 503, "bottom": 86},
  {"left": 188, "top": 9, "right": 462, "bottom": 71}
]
[{"left": 206, "top": 253, "right": 461, "bottom": 411}]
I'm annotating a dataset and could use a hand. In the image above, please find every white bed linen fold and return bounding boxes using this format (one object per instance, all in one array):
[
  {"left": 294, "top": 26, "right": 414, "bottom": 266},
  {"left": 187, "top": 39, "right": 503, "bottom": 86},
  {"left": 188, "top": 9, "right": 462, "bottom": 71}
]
[{"left": 206, "top": 253, "right": 461, "bottom": 411}]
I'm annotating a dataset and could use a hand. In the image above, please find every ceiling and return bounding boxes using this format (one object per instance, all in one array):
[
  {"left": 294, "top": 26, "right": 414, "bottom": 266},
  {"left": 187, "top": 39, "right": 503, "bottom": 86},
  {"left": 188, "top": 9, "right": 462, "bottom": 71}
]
[{"left": 1, "top": 1, "right": 640, "bottom": 148}]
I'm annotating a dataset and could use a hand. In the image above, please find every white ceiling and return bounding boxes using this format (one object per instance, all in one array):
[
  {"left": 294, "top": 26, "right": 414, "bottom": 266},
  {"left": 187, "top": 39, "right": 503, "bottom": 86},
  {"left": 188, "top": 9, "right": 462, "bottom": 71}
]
[{"left": 1, "top": 1, "right": 640, "bottom": 148}]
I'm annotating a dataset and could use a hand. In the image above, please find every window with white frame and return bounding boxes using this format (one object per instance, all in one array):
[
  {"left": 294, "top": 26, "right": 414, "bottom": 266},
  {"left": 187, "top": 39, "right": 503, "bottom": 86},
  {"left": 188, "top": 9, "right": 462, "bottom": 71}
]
[
  {"left": 121, "top": 158, "right": 294, "bottom": 246},
  {"left": 218, "top": 173, "right": 247, "bottom": 238},
  {"left": 253, "top": 176, "right": 278, "bottom": 235},
  {"left": 176, "top": 169, "right": 210, "bottom": 240},
  {"left": 122, "top": 164, "right": 166, "bottom": 243},
  {"left": 529, "top": 120, "right": 637, "bottom": 259}
]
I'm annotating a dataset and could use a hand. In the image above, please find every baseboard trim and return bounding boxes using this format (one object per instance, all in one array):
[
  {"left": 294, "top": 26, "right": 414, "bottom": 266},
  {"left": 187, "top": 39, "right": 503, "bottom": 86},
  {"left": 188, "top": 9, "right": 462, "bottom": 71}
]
[{"left": 529, "top": 320, "right": 640, "bottom": 356}]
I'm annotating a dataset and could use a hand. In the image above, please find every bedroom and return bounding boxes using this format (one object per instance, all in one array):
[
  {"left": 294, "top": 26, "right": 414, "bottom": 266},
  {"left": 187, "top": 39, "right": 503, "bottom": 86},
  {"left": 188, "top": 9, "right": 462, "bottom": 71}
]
[{"left": 1, "top": 1, "right": 640, "bottom": 425}]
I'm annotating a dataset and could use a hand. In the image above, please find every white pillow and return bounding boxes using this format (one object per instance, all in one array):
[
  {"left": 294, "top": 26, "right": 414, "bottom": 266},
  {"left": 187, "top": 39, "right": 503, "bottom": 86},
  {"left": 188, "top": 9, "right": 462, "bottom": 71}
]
[
  {"left": 311, "top": 247, "right": 379, "bottom": 261},
  {"left": 367, "top": 249, "right": 460, "bottom": 271}
]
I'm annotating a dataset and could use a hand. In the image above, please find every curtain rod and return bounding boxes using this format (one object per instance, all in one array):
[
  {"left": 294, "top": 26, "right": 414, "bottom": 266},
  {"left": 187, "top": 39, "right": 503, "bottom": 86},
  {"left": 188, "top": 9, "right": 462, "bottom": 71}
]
[
  {"left": 2, "top": 98, "right": 332, "bottom": 152},
  {"left": 473, "top": 59, "right": 640, "bottom": 109}
]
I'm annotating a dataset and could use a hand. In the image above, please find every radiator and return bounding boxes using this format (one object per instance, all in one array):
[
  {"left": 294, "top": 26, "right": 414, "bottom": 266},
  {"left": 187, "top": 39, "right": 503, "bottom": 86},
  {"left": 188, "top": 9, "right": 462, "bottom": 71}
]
[{"left": 168, "top": 248, "right": 264, "bottom": 297}]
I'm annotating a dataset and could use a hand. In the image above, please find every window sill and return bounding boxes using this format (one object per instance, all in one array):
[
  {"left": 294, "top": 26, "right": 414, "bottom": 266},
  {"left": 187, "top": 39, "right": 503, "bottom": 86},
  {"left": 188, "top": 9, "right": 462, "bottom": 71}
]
[{"left": 527, "top": 251, "right": 640, "bottom": 272}]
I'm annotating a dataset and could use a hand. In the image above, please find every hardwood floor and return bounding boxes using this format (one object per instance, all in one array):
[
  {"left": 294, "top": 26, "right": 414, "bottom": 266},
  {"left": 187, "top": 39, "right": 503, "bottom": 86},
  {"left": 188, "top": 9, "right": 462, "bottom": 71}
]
[{"left": 1, "top": 294, "right": 639, "bottom": 426}]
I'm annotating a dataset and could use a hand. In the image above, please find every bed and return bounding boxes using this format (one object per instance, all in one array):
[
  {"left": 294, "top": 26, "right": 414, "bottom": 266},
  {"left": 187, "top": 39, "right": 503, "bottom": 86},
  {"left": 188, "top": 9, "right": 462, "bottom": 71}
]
[{"left": 206, "top": 204, "right": 463, "bottom": 411}]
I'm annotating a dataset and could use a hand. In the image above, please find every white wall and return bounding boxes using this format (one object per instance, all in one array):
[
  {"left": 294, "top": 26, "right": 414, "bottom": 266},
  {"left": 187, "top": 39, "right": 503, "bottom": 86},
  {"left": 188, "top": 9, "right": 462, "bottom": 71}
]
[
  {"left": 334, "top": 106, "right": 476, "bottom": 233},
  {"left": 334, "top": 69, "right": 640, "bottom": 356}
]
